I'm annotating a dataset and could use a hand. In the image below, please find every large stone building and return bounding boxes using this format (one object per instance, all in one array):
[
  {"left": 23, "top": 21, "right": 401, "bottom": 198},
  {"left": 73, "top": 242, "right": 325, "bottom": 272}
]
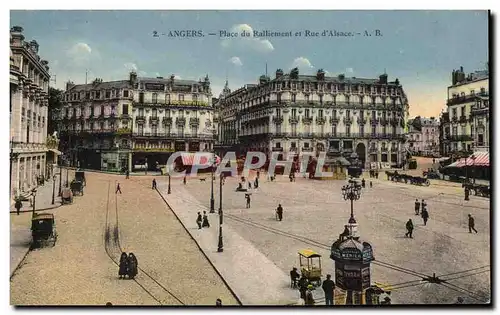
[
  {"left": 57, "top": 72, "right": 214, "bottom": 171},
  {"left": 215, "top": 68, "right": 409, "bottom": 167},
  {"left": 406, "top": 117, "right": 439, "bottom": 156},
  {"left": 440, "top": 66, "right": 489, "bottom": 156},
  {"left": 10, "top": 26, "right": 51, "bottom": 198}
]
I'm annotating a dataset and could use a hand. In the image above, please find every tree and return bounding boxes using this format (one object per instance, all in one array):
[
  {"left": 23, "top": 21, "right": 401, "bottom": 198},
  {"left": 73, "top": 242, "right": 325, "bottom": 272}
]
[
  {"left": 48, "top": 87, "right": 63, "bottom": 135},
  {"left": 411, "top": 116, "right": 422, "bottom": 132}
]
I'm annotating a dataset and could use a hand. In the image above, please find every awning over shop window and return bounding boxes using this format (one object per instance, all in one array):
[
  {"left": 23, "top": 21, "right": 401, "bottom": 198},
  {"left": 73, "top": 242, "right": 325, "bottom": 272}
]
[
  {"left": 48, "top": 148, "right": 62, "bottom": 155},
  {"left": 446, "top": 152, "right": 489, "bottom": 168},
  {"left": 180, "top": 152, "right": 221, "bottom": 166}
]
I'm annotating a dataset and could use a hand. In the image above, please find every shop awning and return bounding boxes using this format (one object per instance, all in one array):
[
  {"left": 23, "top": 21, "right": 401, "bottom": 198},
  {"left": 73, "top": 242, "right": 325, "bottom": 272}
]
[
  {"left": 446, "top": 152, "right": 489, "bottom": 168},
  {"left": 180, "top": 152, "right": 221, "bottom": 166},
  {"left": 48, "top": 148, "right": 62, "bottom": 155}
]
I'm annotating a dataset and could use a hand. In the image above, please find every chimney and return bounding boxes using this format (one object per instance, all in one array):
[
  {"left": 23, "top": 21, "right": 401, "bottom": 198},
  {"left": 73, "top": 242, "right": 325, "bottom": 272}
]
[
  {"left": 316, "top": 69, "right": 325, "bottom": 80},
  {"left": 129, "top": 71, "right": 137, "bottom": 85},
  {"left": 395, "top": 78, "right": 400, "bottom": 86},
  {"left": 10, "top": 26, "right": 25, "bottom": 46},
  {"left": 170, "top": 74, "right": 175, "bottom": 82},
  {"left": 452, "top": 69, "right": 457, "bottom": 85},
  {"left": 156, "top": 76, "right": 163, "bottom": 79},
  {"left": 338, "top": 74, "right": 345, "bottom": 81},
  {"left": 29, "top": 40, "right": 39, "bottom": 54},
  {"left": 66, "top": 80, "right": 75, "bottom": 91},
  {"left": 276, "top": 69, "right": 284, "bottom": 79},
  {"left": 379, "top": 73, "right": 388, "bottom": 84}
]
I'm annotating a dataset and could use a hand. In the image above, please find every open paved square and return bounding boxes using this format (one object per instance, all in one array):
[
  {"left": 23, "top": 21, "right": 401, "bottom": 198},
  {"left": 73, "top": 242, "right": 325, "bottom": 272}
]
[{"left": 179, "top": 172, "right": 490, "bottom": 304}]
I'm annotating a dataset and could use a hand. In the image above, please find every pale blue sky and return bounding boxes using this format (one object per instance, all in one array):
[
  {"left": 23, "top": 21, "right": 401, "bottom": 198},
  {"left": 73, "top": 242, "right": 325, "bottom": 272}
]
[{"left": 10, "top": 10, "right": 488, "bottom": 117}]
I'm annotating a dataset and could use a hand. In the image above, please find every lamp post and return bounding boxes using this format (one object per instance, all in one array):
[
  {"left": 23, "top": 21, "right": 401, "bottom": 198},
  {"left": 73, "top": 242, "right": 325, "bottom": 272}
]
[
  {"left": 66, "top": 160, "right": 69, "bottom": 187},
  {"left": 167, "top": 172, "right": 171, "bottom": 194},
  {"left": 210, "top": 155, "right": 216, "bottom": 213},
  {"left": 217, "top": 174, "right": 224, "bottom": 253},
  {"left": 341, "top": 182, "right": 362, "bottom": 221},
  {"left": 31, "top": 188, "right": 37, "bottom": 217},
  {"left": 51, "top": 174, "right": 58, "bottom": 205},
  {"left": 471, "top": 155, "right": 477, "bottom": 184},
  {"left": 58, "top": 165, "right": 62, "bottom": 196}
]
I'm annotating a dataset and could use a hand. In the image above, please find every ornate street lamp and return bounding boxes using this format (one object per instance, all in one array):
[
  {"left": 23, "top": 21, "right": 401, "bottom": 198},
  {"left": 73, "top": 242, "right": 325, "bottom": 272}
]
[
  {"left": 341, "top": 182, "right": 362, "bottom": 221},
  {"left": 31, "top": 188, "right": 37, "bottom": 217},
  {"left": 471, "top": 155, "right": 477, "bottom": 184},
  {"left": 210, "top": 154, "right": 216, "bottom": 213},
  {"left": 217, "top": 173, "right": 224, "bottom": 253}
]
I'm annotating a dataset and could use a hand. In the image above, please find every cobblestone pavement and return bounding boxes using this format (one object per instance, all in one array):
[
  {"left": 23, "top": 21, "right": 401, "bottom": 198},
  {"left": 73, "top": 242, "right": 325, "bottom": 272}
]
[
  {"left": 180, "top": 173, "right": 491, "bottom": 304},
  {"left": 10, "top": 172, "right": 238, "bottom": 305}
]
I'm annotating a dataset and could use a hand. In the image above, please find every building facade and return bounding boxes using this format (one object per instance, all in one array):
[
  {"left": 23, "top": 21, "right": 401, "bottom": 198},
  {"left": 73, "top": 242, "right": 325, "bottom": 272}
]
[
  {"left": 406, "top": 117, "right": 439, "bottom": 156},
  {"left": 57, "top": 72, "right": 214, "bottom": 171},
  {"left": 10, "top": 26, "right": 51, "bottom": 198},
  {"left": 217, "top": 68, "right": 409, "bottom": 167},
  {"left": 441, "top": 66, "right": 489, "bottom": 156}
]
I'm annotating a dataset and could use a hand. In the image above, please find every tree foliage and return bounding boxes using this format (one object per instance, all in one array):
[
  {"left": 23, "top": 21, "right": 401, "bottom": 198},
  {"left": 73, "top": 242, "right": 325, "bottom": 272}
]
[{"left": 48, "top": 87, "right": 63, "bottom": 135}]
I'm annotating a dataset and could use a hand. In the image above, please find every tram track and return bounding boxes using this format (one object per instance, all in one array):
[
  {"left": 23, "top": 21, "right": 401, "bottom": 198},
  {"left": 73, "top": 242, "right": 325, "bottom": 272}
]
[{"left": 103, "top": 181, "right": 185, "bottom": 305}]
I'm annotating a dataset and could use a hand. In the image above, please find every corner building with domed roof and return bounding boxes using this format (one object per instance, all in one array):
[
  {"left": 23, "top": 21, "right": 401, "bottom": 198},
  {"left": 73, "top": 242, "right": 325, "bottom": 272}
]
[{"left": 216, "top": 68, "right": 410, "bottom": 168}]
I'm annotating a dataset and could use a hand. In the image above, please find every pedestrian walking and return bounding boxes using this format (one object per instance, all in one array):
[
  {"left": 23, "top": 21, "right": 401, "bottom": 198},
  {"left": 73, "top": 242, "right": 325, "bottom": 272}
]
[
  {"left": 414, "top": 199, "right": 421, "bottom": 215},
  {"left": 245, "top": 194, "right": 251, "bottom": 208},
  {"left": 202, "top": 211, "right": 210, "bottom": 228},
  {"left": 276, "top": 204, "right": 283, "bottom": 221},
  {"left": 115, "top": 183, "right": 122, "bottom": 194},
  {"left": 322, "top": 274, "right": 335, "bottom": 305},
  {"left": 15, "top": 198, "right": 22, "bottom": 215},
  {"left": 183, "top": 176, "right": 187, "bottom": 185},
  {"left": 405, "top": 219, "right": 414, "bottom": 238},
  {"left": 290, "top": 267, "right": 300, "bottom": 288},
  {"left": 125, "top": 170, "right": 130, "bottom": 179},
  {"left": 369, "top": 181, "right": 373, "bottom": 188},
  {"left": 304, "top": 284, "right": 315, "bottom": 305},
  {"left": 196, "top": 212, "right": 202, "bottom": 229},
  {"left": 362, "top": 178, "right": 366, "bottom": 188},
  {"left": 248, "top": 181, "right": 252, "bottom": 189},
  {"left": 421, "top": 209, "right": 429, "bottom": 226},
  {"left": 375, "top": 172, "right": 379, "bottom": 179},
  {"left": 127, "top": 253, "right": 138, "bottom": 279},
  {"left": 421, "top": 199, "right": 427, "bottom": 212},
  {"left": 468, "top": 214, "right": 478, "bottom": 233},
  {"left": 152, "top": 179, "right": 157, "bottom": 190},
  {"left": 118, "top": 252, "right": 128, "bottom": 279}
]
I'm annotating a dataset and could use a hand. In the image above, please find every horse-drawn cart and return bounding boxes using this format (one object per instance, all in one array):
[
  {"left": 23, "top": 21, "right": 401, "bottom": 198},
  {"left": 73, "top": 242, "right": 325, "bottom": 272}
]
[
  {"left": 31, "top": 213, "right": 57, "bottom": 248},
  {"left": 70, "top": 180, "right": 84, "bottom": 196}
]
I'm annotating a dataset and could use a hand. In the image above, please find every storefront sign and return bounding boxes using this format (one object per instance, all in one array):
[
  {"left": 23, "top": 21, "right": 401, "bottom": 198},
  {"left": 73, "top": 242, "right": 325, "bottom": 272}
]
[{"left": 145, "top": 83, "right": 165, "bottom": 91}]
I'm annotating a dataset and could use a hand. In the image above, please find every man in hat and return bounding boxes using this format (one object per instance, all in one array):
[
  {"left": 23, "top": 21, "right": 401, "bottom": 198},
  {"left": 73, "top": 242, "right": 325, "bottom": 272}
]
[
  {"left": 298, "top": 274, "right": 309, "bottom": 300},
  {"left": 468, "top": 214, "right": 478, "bottom": 233},
  {"left": 322, "top": 274, "right": 335, "bottom": 305},
  {"left": 290, "top": 267, "right": 300, "bottom": 288},
  {"left": 405, "top": 219, "right": 414, "bottom": 238},
  {"left": 152, "top": 178, "right": 157, "bottom": 190},
  {"left": 196, "top": 212, "right": 202, "bottom": 229},
  {"left": 339, "top": 225, "right": 350, "bottom": 241},
  {"left": 215, "top": 298, "right": 222, "bottom": 306},
  {"left": 414, "top": 199, "right": 421, "bottom": 215},
  {"left": 276, "top": 204, "right": 283, "bottom": 221}
]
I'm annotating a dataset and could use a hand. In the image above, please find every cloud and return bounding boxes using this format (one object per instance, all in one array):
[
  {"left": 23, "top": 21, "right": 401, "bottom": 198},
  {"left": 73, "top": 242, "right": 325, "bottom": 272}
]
[
  {"left": 124, "top": 62, "right": 138, "bottom": 72},
  {"left": 229, "top": 56, "right": 243, "bottom": 66},
  {"left": 66, "top": 42, "right": 93, "bottom": 65},
  {"left": 221, "top": 24, "right": 275, "bottom": 53},
  {"left": 291, "top": 57, "right": 314, "bottom": 71}
]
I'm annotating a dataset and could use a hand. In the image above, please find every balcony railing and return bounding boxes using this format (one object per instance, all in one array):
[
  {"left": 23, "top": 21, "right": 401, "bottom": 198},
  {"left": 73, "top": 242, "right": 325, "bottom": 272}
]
[
  {"left": 271, "top": 147, "right": 283, "bottom": 152},
  {"left": 302, "top": 117, "right": 313, "bottom": 124},
  {"left": 162, "top": 117, "right": 172, "bottom": 125},
  {"left": 370, "top": 118, "right": 379, "bottom": 125},
  {"left": 136, "top": 115, "right": 146, "bottom": 122},
  {"left": 176, "top": 117, "right": 186, "bottom": 126},
  {"left": 369, "top": 147, "right": 378, "bottom": 153},
  {"left": 273, "top": 116, "right": 284, "bottom": 124},
  {"left": 149, "top": 116, "right": 159, "bottom": 124},
  {"left": 459, "top": 115, "right": 468, "bottom": 123},
  {"left": 357, "top": 117, "right": 367, "bottom": 125},
  {"left": 289, "top": 117, "right": 299, "bottom": 124},
  {"left": 189, "top": 117, "right": 200, "bottom": 126},
  {"left": 330, "top": 117, "right": 339, "bottom": 124},
  {"left": 316, "top": 117, "right": 326, "bottom": 125},
  {"left": 302, "top": 147, "right": 313, "bottom": 152},
  {"left": 447, "top": 134, "right": 473, "bottom": 141},
  {"left": 343, "top": 117, "right": 353, "bottom": 124},
  {"left": 447, "top": 92, "right": 488, "bottom": 106}
]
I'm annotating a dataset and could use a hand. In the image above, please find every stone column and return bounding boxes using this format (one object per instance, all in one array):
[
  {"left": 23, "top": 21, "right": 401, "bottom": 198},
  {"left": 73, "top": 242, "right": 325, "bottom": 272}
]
[
  {"left": 11, "top": 85, "right": 23, "bottom": 142},
  {"left": 128, "top": 152, "right": 132, "bottom": 172}
]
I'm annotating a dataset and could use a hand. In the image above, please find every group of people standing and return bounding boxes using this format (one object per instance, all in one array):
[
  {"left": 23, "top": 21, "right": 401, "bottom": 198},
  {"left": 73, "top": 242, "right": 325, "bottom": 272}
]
[
  {"left": 118, "top": 252, "right": 138, "bottom": 279},
  {"left": 290, "top": 268, "right": 336, "bottom": 306},
  {"left": 196, "top": 211, "right": 210, "bottom": 229}
]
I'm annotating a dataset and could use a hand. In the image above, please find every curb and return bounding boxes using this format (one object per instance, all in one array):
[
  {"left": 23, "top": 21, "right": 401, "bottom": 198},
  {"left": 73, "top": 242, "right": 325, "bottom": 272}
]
[
  {"left": 154, "top": 186, "right": 243, "bottom": 306},
  {"left": 60, "top": 167, "right": 164, "bottom": 177},
  {"left": 10, "top": 248, "right": 31, "bottom": 280},
  {"left": 10, "top": 203, "right": 63, "bottom": 214}
]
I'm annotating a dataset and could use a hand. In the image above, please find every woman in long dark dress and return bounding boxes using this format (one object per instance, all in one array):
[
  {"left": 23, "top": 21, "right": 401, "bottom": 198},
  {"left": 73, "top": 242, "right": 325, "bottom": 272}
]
[
  {"left": 127, "top": 253, "right": 138, "bottom": 279},
  {"left": 119, "top": 252, "right": 128, "bottom": 279},
  {"left": 202, "top": 211, "right": 210, "bottom": 228}
]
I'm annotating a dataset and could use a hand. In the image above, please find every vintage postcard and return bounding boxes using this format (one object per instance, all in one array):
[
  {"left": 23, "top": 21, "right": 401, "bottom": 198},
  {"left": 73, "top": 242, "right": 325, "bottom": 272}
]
[{"left": 9, "top": 10, "right": 490, "bottom": 306}]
